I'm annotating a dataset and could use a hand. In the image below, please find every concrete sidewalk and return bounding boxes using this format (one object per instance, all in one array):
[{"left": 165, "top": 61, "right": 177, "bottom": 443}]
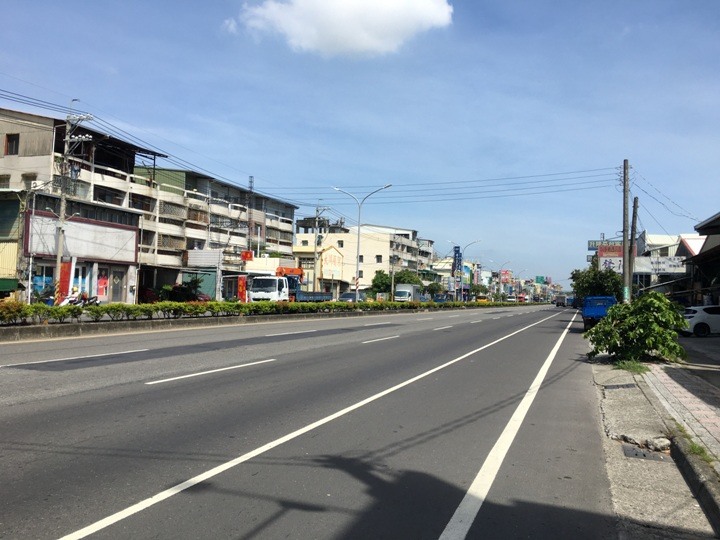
[{"left": 595, "top": 335, "right": 720, "bottom": 537}]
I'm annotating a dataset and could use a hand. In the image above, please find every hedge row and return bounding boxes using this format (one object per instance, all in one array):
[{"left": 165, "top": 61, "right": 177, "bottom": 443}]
[{"left": 0, "top": 299, "right": 517, "bottom": 326}]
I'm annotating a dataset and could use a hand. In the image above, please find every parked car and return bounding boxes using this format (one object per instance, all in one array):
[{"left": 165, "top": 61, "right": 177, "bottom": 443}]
[
  {"left": 683, "top": 306, "right": 720, "bottom": 337},
  {"left": 338, "top": 291, "right": 366, "bottom": 302}
]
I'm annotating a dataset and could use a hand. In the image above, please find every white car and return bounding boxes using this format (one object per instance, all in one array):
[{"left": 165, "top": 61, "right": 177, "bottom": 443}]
[{"left": 683, "top": 306, "right": 720, "bottom": 337}]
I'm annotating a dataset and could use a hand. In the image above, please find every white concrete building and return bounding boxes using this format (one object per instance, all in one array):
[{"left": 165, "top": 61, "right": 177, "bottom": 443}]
[{"left": 293, "top": 220, "right": 434, "bottom": 293}]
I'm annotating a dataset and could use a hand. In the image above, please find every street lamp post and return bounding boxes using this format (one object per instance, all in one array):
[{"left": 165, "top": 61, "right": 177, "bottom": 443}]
[{"left": 333, "top": 184, "right": 392, "bottom": 302}]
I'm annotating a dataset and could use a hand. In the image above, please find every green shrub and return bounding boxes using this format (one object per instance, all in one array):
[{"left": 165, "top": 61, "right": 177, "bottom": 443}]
[
  {"left": 67, "top": 305, "right": 84, "bottom": 322},
  {"left": 49, "top": 305, "right": 75, "bottom": 323},
  {"left": 138, "top": 304, "right": 158, "bottom": 319},
  {"left": 121, "top": 304, "right": 145, "bottom": 320},
  {"left": 0, "top": 300, "right": 31, "bottom": 324},
  {"left": 30, "top": 303, "right": 52, "bottom": 323},
  {"left": 156, "top": 301, "right": 186, "bottom": 319},
  {"left": 84, "top": 305, "right": 107, "bottom": 322},
  {"left": 218, "top": 301, "right": 242, "bottom": 316},
  {"left": 104, "top": 303, "right": 127, "bottom": 321},
  {"left": 585, "top": 292, "right": 687, "bottom": 363},
  {"left": 184, "top": 302, "right": 209, "bottom": 317}
]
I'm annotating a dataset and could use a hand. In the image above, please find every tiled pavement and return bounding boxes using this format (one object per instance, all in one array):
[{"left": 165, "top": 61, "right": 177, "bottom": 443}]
[{"left": 645, "top": 361, "right": 720, "bottom": 477}]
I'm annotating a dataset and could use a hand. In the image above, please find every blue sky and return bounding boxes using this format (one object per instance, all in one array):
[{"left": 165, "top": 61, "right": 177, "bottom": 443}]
[{"left": 2, "top": 1, "right": 719, "bottom": 285}]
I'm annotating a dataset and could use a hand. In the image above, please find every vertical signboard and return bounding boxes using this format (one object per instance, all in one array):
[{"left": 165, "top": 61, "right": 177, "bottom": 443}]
[{"left": 451, "top": 246, "right": 462, "bottom": 278}]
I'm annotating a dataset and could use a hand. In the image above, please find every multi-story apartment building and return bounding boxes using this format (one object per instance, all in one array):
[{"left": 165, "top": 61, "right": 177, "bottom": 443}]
[
  {"left": 293, "top": 220, "right": 436, "bottom": 294},
  {"left": 0, "top": 107, "right": 295, "bottom": 302}
]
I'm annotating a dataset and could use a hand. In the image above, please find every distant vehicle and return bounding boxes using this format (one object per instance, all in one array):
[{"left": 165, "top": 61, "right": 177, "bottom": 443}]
[
  {"left": 683, "top": 306, "right": 720, "bottom": 337},
  {"left": 555, "top": 294, "right": 567, "bottom": 307},
  {"left": 338, "top": 291, "right": 366, "bottom": 302},
  {"left": 276, "top": 267, "right": 333, "bottom": 302},
  {"left": 432, "top": 293, "right": 451, "bottom": 303},
  {"left": 506, "top": 295, "right": 517, "bottom": 303},
  {"left": 248, "top": 276, "right": 289, "bottom": 302},
  {"left": 394, "top": 284, "right": 421, "bottom": 302},
  {"left": 581, "top": 296, "right": 617, "bottom": 331},
  {"left": 475, "top": 294, "right": 489, "bottom": 303},
  {"left": 248, "top": 267, "right": 334, "bottom": 302}
]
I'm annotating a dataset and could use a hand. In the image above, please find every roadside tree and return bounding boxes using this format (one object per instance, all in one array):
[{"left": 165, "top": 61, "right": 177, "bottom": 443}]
[
  {"left": 586, "top": 292, "right": 687, "bottom": 363},
  {"left": 570, "top": 261, "right": 622, "bottom": 302}
]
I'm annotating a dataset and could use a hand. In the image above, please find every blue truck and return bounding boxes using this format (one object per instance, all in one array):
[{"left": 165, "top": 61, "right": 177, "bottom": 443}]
[{"left": 581, "top": 296, "right": 618, "bottom": 331}]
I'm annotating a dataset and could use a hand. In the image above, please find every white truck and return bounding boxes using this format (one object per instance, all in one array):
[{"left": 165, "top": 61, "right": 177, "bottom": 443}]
[
  {"left": 394, "top": 283, "right": 421, "bottom": 302},
  {"left": 248, "top": 276, "right": 289, "bottom": 302}
]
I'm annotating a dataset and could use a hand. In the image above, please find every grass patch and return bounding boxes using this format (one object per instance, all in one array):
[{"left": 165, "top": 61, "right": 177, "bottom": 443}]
[
  {"left": 688, "top": 441, "right": 714, "bottom": 464},
  {"left": 614, "top": 359, "right": 649, "bottom": 374}
]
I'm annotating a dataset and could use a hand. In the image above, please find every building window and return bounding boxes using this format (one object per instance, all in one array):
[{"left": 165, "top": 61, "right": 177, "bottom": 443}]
[
  {"left": 21, "top": 173, "right": 37, "bottom": 190},
  {"left": 5, "top": 134, "right": 19, "bottom": 155},
  {"left": 359, "top": 255, "right": 364, "bottom": 263},
  {"left": 0, "top": 174, "right": 9, "bottom": 189},
  {"left": 338, "top": 240, "right": 344, "bottom": 248},
  {"left": 376, "top": 255, "right": 383, "bottom": 263},
  {"left": 301, "top": 240, "right": 308, "bottom": 246},
  {"left": 359, "top": 270, "right": 364, "bottom": 278}
]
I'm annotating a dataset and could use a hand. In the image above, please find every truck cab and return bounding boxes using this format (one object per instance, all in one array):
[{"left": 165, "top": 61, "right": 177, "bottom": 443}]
[
  {"left": 248, "top": 276, "right": 289, "bottom": 302},
  {"left": 394, "top": 284, "right": 421, "bottom": 302}
]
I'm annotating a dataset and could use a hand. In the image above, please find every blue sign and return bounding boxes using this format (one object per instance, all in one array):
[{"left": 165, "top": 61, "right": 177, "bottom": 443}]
[{"left": 451, "top": 246, "right": 462, "bottom": 277}]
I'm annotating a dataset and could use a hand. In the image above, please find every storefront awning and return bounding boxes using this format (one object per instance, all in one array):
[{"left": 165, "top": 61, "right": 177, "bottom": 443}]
[{"left": 0, "top": 278, "right": 19, "bottom": 292}]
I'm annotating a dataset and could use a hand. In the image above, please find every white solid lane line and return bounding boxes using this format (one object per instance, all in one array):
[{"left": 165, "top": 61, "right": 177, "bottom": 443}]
[
  {"left": 362, "top": 336, "right": 400, "bottom": 344},
  {"left": 433, "top": 326, "right": 453, "bottom": 331},
  {"left": 145, "top": 359, "right": 276, "bottom": 385},
  {"left": 59, "top": 311, "right": 562, "bottom": 540},
  {"left": 0, "top": 349, "right": 149, "bottom": 368},
  {"left": 439, "top": 312, "right": 577, "bottom": 539}
]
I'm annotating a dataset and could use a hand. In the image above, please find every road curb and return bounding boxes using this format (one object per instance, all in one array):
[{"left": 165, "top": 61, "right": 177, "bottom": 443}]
[{"left": 671, "top": 435, "right": 720, "bottom": 537}]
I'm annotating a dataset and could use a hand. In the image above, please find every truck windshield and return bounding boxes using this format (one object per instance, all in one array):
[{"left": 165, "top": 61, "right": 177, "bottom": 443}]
[
  {"left": 250, "top": 278, "right": 277, "bottom": 292},
  {"left": 395, "top": 291, "right": 410, "bottom": 298}
]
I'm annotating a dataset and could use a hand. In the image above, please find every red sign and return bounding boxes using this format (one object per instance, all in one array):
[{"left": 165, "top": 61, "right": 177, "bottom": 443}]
[
  {"left": 241, "top": 250, "right": 254, "bottom": 261},
  {"left": 598, "top": 244, "right": 637, "bottom": 258},
  {"left": 237, "top": 275, "right": 247, "bottom": 303},
  {"left": 54, "top": 261, "right": 72, "bottom": 305}
]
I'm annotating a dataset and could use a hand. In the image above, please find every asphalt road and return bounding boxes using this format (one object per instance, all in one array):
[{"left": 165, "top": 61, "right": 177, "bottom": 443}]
[{"left": 1, "top": 306, "right": 617, "bottom": 539}]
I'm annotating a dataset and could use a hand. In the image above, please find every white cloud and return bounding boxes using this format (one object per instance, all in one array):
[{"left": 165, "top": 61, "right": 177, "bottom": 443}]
[
  {"left": 222, "top": 18, "right": 239, "bottom": 34},
  {"left": 241, "top": 0, "right": 453, "bottom": 57}
]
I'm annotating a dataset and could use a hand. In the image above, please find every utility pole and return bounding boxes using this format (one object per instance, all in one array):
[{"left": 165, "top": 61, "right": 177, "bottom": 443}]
[
  {"left": 622, "top": 159, "right": 631, "bottom": 303},
  {"left": 629, "top": 196, "right": 638, "bottom": 291},
  {"left": 54, "top": 108, "right": 92, "bottom": 304},
  {"left": 312, "top": 203, "right": 329, "bottom": 292}
]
